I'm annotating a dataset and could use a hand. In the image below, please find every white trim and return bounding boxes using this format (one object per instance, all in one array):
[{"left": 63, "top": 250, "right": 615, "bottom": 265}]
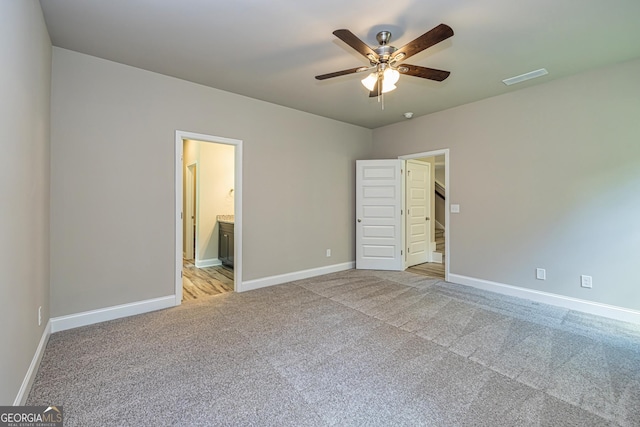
[
  {"left": 448, "top": 274, "right": 640, "bottom": 325},
  {"left": 175, "top": 136, "right": 183, "bottom": 305},
  {"left": 50, "top": 296, "right": 175, "bottom": 333},
  {"left": 431, "top": 252, "right": 443, "bottom": 264},
  {"left": 13, "top": 321, "right": 51, "bottom": 405},
  {"left": 195, "top": 258, "right": 222, "bottom": 268},
  {"left": 175, "top": 131, "right": 243, "bottom": 305},
  {"left": 399, "top": 149, "right": 450, "bottom": 282},
  {"left": 239, "top": 262, "right": 355, "bottom": 293}
]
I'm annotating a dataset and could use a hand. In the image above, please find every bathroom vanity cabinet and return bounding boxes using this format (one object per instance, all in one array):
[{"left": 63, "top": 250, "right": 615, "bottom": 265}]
[{"left": 218, "top": 221, "right": 234, "bottom": 269}]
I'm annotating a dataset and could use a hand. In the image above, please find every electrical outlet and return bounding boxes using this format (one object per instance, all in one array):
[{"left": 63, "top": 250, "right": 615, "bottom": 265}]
[
  {"left": 581, "top": 275, "right": 593, "bottom": 288},
  {"left": 536, "top": 268, "right": 546, "bottom": 280},
  {"left": 38, "top": 306, "right": 42, "bottom": 326},
  {"left": 326, "top": 249, "right": 331, "bottom": 257}
]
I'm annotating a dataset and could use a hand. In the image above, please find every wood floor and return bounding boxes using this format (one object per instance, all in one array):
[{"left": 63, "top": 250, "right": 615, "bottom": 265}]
[
  {"left": 182, "top": 259, "right": 233, "bottom": 302},
  {"left": 407, "top": 228, "right": 446, "bottom": 279},
  {"left": 407, "top": 261, "right": 445, "bottom": 279}
]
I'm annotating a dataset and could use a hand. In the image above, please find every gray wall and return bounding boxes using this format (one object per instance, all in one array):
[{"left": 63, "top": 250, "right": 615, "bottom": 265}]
[
  {"left": 50, "top": 48, "right": 372, "bottom": 317},
  {"left": 373, "top": 58, "right": 640, "bottom": 311},
  {"left": 0, "top": 1, "right": 51, "bottom": 404}
]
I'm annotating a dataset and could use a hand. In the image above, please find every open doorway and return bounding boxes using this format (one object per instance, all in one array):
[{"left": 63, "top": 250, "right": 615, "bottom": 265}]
[
  {"left": 175, "top": 131, "right": 243, "bottom": 305},
  {"left": 354, "top": 150, "right": 450, "bottom": 281},
  {"left": 401, "top": 150, "right": 449, "bottom": 281},
  {"left": 181, "top": 139, "right": 234, "bottom": 301}
]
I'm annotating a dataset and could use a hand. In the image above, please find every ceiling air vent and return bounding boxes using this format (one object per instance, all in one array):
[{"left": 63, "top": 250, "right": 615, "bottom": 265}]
[{"left": 502, "top": 68, "right": 548, "bottom": 86}]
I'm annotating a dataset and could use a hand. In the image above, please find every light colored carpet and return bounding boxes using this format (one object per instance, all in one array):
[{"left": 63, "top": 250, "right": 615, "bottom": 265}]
[{"left": 27, "top": 269, "right": 640, "bottom": 426}]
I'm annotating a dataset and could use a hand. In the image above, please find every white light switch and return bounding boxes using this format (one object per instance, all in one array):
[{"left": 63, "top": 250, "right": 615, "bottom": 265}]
[
  {"left": 451, "top": 204, "right": 460, "bottom": 213},
  {"left": 536, "top": 268, "right": 546, "bottom": 280}
]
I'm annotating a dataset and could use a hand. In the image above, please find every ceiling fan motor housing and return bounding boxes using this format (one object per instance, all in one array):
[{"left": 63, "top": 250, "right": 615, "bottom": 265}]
[
  {"left": 374, "top": 31, "right": 397, "bottom": 63},
  {"left": 374, "top": 45, "right": 397, "bottom": 63}
]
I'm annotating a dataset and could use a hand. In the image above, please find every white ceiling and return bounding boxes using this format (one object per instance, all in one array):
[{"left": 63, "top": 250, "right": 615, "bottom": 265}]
[{"left": 40, "top": 0, "right": 640, "bottom": 129}]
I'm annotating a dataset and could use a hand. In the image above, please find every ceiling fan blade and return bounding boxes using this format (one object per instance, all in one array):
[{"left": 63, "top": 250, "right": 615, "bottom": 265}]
[
  {"left": 391, "top": 24, "right": 454, "bottom": 62},
  {"left": 333, "top": 29, "right": 378, "bottom": 62},
  {"left": 315, "top": 66, "right": 370, "bottom": 80},
  {"left": 398, "top": 64, "right": 450, "bottom": 81},
  {"left": 369, "top": 73, "right": 383, "bottom": 97}
]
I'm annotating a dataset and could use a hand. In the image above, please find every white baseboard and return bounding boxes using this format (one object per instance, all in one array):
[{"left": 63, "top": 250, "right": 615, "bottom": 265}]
[
  {"left": 195, "top": 258, "right": 221, "bottom": 268},
  {"left": 14, "top": 320, "right": 51, "bottom": 405},
  {"left": 448, "top": 274, "right": 640, "bottom": 325},
  {"left": 239, "top": 262, "right": 355, "bottom": 293},
  {"left": 51, "top": 296, "right": 175, "bottom": 333},
  {"left": 431, "top": 252, "right": 443, "bottom": 264}
]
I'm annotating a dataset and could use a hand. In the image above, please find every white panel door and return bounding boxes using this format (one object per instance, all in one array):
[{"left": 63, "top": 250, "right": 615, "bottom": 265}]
[
  {"left": 356, "top": 160, "right": 404, "bottom": 270},
  {"left": 406, "top": 160, "right": 430, "bottom": 267}
]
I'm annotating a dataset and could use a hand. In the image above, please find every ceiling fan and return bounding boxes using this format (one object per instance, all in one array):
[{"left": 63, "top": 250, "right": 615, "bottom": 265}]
[{"left": 315, "top": 24, "right": 454, "bottom": 98}]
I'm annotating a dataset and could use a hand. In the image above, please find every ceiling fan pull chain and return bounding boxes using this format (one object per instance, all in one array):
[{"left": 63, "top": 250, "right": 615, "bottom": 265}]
[{"left": 378, "top": 72, "right": 384, "bottom": 109}]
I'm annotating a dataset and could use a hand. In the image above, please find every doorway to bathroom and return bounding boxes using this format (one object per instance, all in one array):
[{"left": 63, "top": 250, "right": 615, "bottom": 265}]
[{"left": 175, "top": 131, "right": 243, "bottom": 305}]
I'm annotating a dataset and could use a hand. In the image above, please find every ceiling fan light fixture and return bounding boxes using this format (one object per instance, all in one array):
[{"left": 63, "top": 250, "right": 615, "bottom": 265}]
[
  {"left": 361, "top": 68, "right": 400, "bottom": 93},
  {"left": 361, "top": 73, "right": 378, "bottom": 91},
  {"left": 384, "top": 68, "right": 400, "bottom": 85}
]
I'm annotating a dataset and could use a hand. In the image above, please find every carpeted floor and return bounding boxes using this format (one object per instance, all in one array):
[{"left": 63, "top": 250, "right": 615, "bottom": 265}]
[{"left": 27, "top": 269, "right": 640, "bottom": 426}]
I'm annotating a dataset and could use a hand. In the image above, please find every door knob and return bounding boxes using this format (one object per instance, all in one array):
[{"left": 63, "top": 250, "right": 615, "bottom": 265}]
[
  {"left": 357, "top": 219, "right": 362, "bottom": 223},
  {"left": 426, "top": 217, "right": 430, "bottom": 221}
]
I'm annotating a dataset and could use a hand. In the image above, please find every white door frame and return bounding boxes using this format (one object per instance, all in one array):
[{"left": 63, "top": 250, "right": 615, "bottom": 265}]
[
  {"left": 399, "top": 149, "right": 450, "bottom": 282},
  {"left": 175, "top": 130, "right": 243, "bottom": 305}
]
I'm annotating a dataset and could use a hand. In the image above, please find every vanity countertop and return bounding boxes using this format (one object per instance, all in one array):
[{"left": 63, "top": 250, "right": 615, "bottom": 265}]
[{"left": 217, "top": 214, "right": 234, "bottom": 224}]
